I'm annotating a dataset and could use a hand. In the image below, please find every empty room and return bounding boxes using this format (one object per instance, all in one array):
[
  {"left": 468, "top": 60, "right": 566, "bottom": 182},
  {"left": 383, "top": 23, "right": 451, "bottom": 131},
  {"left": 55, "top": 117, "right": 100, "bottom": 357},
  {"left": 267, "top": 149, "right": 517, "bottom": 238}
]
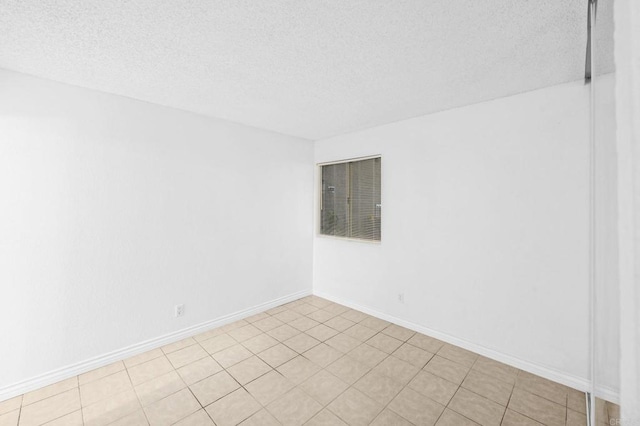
[{"left": 1, "top": 1, "right": 639, "bottom": 425}]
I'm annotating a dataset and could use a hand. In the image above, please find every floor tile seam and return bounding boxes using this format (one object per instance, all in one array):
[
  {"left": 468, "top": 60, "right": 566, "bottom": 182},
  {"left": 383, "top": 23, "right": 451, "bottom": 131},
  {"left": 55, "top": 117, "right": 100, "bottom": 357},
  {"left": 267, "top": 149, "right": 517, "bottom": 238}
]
[
  {"left": 19, "top": 383, "right": 80, "bottom": 410},
  {"left": 501, "top": 390, "right": 565, "bottom": 426},
  {"left": 376, "top": 350, "right": 438, "bottom": 426}
]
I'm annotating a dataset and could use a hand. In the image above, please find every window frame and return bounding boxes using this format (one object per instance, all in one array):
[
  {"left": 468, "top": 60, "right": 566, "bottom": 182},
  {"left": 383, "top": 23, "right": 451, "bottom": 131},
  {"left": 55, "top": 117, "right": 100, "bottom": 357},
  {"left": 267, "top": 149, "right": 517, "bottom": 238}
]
[{"left": 317, "top": 155, "right": 382, "bottom": 244}]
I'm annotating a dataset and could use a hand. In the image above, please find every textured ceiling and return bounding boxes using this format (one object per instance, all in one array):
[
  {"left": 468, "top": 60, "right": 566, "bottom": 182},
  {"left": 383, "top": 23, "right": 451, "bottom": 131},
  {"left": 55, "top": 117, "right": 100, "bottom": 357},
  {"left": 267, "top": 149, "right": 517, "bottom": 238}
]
[{"left": 0, "top": 0, "right": 614, "bottom": 140}]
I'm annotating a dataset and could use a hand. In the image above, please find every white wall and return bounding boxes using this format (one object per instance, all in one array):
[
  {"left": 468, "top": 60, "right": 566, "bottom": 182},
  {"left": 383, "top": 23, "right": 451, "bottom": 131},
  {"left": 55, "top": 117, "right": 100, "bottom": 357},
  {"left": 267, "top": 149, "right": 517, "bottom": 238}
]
[
  {"left": 0, "top": 69, "right": 314, "bottom": 392},
  {"left": 614, "top": 0, "right": 640, "bottom": 418},
  {"left": 314, "top": 78, "right": 618, "bottom": 392}
]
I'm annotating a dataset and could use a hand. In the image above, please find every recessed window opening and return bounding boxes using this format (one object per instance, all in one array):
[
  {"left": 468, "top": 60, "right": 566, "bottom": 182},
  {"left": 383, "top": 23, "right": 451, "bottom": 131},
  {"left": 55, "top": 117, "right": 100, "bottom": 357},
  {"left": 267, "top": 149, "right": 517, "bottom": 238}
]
[{"left": 320, "top": 156, "right": 381, "bottom": 241}]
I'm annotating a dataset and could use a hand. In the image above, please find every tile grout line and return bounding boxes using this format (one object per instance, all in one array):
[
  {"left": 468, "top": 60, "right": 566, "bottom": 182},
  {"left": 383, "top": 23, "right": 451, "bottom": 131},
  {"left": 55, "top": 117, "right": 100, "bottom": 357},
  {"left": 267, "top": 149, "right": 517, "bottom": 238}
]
[{"left": 122, "top": 361, "right": 151, "bottom": 426}]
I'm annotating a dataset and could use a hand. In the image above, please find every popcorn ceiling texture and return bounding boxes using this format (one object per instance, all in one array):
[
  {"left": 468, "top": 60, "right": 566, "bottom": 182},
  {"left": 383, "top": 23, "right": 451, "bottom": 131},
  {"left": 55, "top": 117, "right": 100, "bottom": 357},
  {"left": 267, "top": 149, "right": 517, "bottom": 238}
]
[{"left": 0, "top": 0, "right": 614, "bottom": 139}]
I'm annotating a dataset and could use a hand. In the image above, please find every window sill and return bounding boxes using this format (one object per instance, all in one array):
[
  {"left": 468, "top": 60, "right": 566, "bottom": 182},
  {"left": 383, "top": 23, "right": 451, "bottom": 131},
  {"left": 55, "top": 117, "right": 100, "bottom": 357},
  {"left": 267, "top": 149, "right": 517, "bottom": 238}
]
[{"left": 315, "top": 234, "right": 382, "bottom": 245}]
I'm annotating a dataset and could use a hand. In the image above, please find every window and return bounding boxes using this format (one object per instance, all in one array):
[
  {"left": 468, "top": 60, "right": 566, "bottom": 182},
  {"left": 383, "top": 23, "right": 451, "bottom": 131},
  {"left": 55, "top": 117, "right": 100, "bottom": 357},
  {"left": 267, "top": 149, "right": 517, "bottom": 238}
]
[{"left": 320, "top": 157, "right": 381, "bottom": 241}]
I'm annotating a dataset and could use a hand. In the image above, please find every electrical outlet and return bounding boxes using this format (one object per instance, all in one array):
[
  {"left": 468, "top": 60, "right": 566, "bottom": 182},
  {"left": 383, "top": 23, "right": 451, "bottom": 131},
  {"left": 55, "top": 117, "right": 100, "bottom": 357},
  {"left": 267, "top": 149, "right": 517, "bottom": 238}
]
[
  {"left": 397, "top": 293, "right": 405, "bottom": 304},
  {"left": 175, "top": 304, "right": 185, "bottom": 318}
]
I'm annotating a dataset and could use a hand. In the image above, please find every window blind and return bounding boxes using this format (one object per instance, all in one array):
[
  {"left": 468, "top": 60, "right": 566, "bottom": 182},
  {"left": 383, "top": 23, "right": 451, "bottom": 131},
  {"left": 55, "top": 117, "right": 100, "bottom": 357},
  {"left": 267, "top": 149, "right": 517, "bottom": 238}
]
[{"left": 320, "top": 157, "right": 381, "bottom": 241}]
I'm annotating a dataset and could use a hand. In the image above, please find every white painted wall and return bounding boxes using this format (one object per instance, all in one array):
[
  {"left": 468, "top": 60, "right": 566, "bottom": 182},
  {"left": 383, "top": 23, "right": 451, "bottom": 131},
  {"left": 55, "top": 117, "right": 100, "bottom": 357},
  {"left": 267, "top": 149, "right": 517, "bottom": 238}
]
[
  {"left": 0, "top": 69, "right": 314, "bottom": 391},
  {"left": 314, "top": 78, "right": 618, "bottom": 392},
  {"left": 614, "top": 0, "right": 640, "bottom": 418}
]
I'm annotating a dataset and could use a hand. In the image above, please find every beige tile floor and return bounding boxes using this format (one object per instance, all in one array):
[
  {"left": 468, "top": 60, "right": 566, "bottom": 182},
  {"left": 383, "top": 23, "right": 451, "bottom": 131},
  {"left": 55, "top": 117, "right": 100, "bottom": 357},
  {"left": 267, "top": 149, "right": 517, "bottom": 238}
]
[{"left": 0, "top": 296, "right": 621, "bottom": 426}]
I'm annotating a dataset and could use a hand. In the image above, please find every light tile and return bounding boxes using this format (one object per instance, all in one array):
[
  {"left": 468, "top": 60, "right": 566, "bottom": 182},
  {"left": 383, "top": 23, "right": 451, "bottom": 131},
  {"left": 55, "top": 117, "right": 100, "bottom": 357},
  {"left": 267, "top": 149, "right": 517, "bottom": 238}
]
[
  {"left": 273, "top": 309, "right": 303, "bottom": 323},
  {"left": 354, "top": 370, "right": 404, "bottom": 405},
  {"left": 267, "top": 388, "right": 322, "bottom": 426},
  {"left": 566, "top": 408, "right": 588, "bottom": 426},
  {"left": 251, "top": 318, "right": 283, "bottom": 335},
  {"left": 245, "top": 370, "right": 294, "bottom": 405},
  {"left": 289, "top": 317, "right": 320, "bottom": 332},
  {"left": 128, "top": 357, "right": 174, "bottom": 386},
  {"left": 423, "top": 356, "right": 469, "bottom": 385},
  {"left": 370, "top": 409, "right": 414, "bottom": 426},
  {"left": 567, "top": 389, "right": 587, "bottom": 414},
  {"left": 228, "top": 324, "right": 262, "bottom": 342},
  {"left": 199, "top": 334, "right": 237, "bottom": 355},
  {"left": 134, "top": 370, "right": 185, "bottom": 406},
  {"left": 367, "top": 333, "right": 403, "bottom": 354},
  {"left": 108, "top": 409, "right": 149, "bottom": 426},
  {"left": 325, "top": 316, "right": 356, "bottom": 332},
  {"left": 41, "top": 411, "right": 83, "bottom": 426},
  {"left": 0, "top": 410, "right": 19, "bottom": 426},
  {"left": 508, "top": 388, "right": 566, "bottom": 426},
  {"left": 437, "top": 344, "right": 478, "bottom": 368},
  {"left": 284, "top": 333, "right": 320, "bottom": 353},
  {"left": 173, "top": 409, "right": 214, "bottom": 426},
  {"left": 0, "top": 396, "right": 22, "bottom": 415},
  {"left": 193, "top": 328, "right": 225, "bottom": 343},
  {"left": 347, "top": 343, "right": 388, "bottom": 368},
  {"left": 161, "top": 338, "right": 197, "bottom": 355},
  {"left": 292, "top": 303, "right": 319, "bottom": 315},
  {"left": 435, "top": 408, "right": 480, "bottom": 426},
  {"left": 408, "top": 334, "right": 444, "bottom": 353},
  {"left": 306, "top": 409, "right": 348, "bottom": 426},
  {"left": 359, "top": 317, "right": 390, "bottom": 333},
  {"left": 449, "top": 388, "right": 505, "bottom": 426},
  {"left": 381, "top": 324, "right": 416, "bottom": 342},
  {"left": 325, "top": 333, "right": 360, "bottom": 353},
  {"left": 166, "top": 344, "right": 208, "bottom": 369},
  {"left": 501, "top": 409, "right": 544, "bottom": 426},
  {"left": 22, "top": 377, "right": 78, "bottom": 406},
  {"left": 212, "top": 344, "right": 253, "bottom": 368},
  {"left": 176, "top": 356, "right": 223, "bottom": 385},
  {"left": 242, "top": 333, "right": 279, "bottom": 354},
  {"left": 267, "top": 324, "right": 301, "bottom": 342},
  {"left": 144, "top": 388, "right": 200, "bottom": 426},
  {"left": 326, "top": 356, "right": 370, "bottom": 385},
  {"left": 344, "top": 324, "right": 378, "bottom": 342},
  {"left": 245, "top": 312, "right": 270, "bottom": 323},
  {"left": 240, "top": 409, "right": 280, "bottom": 426},
  {"left": 373, "top": 356, "right": 420, "bottom": 385},
  {"left": 266, "top": 305, "right": 289, "bottom": 316},
  {"left": 206, "top": 388, "right": 261, "bottom": 426},
  {"left": 305, "top": 297, "right": 332, "bottom": 309},
  {"left": 189, "top": 371, "right": 240, "bottom": 406},
  {"left": 306, "top": 310, "right": 337, "bottom": 323},
  {"left": 219, "top": 319, "right": 249, "bottom": 333},
  {"left": 79, "top": 362, "right": 126, "bottom": 386},
  {"left": 388, "top": 387, "right": 445, "bottom": 426},
  {"left": 124, "top": 349, "right": 164, "bottom": 369},
  {"left": 461, "top": 369, "right": 513, "bottom": 406},
  {"left": 19, "top": 388, "right": 80, "bottom": 426},
  {"left": 323, "top": 304, "right": 349, "bottom": 316},
  {"left": 515, "top": 371, "right": 567, "bottom": 405},
  {"left": 306, "top": 324, "right": 339, "bottom": 342},
  {"left": 393, "top": 343, "right": 434, "bottom": 368},
  {"left": 258, "top": 343, "right": 298, "bottom": 368},
  {"left": 408, "top": 370, "right": 458, "bottom": 405},
  {"left": 277, "top": 356, "right": 321, "bottom": 385},
  {"left": 82, "top": 389, "right": 140, "bottom": 426},
  {"left": 328, "top": 388, "right": 383, "bottom": 426},
  {"left": 340, "top": 310, "right": 368, "bottom": 323},
  {"left": 299, "top": 370, "right": 349, "bottom": 406},
  {"left": 607, "top": 401, "right": 621, "bottom": 422},
  {"left": 80, "top": 370, "right": 133, "bottom": 407},
  {"left": 471, "top": 356, "right": 518, "bottom": 385},
  {"left": 302, "top": 343, "right": 344, "bottom": 368},
  {"left": 227, "top": 356, "right": 272, "bottom": 385}
]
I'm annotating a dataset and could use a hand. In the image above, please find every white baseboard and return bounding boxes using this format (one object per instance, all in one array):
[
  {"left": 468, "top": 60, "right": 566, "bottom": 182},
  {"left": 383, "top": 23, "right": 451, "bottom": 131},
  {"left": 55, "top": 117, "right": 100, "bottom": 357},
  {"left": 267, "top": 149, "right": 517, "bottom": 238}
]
[
  {"left": 313, "top": 290, "right": 621, "bottom": 405},
  {"left": 0, "top": 289, "right": 311, "bottom": 402}
]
